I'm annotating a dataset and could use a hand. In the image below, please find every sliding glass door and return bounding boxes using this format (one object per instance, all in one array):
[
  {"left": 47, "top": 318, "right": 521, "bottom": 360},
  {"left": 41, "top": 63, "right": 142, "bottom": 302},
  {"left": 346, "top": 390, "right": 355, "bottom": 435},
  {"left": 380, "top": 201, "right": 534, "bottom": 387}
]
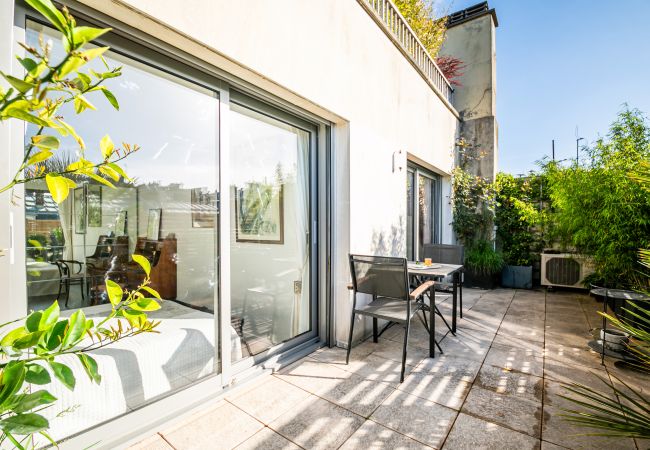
[
  {"left": 407, "top": 163, "right": 441, "bottom": 260},
  {"left": 228, "top": 95, "right": 317, "bottom": 367}
]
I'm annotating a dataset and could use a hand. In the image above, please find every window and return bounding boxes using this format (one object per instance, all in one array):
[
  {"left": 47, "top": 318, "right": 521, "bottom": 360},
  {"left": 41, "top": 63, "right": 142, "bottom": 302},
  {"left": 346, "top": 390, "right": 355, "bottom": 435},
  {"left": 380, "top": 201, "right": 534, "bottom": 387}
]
[
  {"left": 406, "top": 163, "right": 441, "bottom": 260},
  {"left": 23, "top": 21, "right": 220, "bottom": 440}
]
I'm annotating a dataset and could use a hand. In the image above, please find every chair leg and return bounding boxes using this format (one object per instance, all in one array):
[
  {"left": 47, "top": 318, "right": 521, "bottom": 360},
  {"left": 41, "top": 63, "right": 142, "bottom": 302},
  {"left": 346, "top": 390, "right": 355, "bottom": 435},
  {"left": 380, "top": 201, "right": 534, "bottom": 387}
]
[
  {"left": 346, "top": 310, "right": 356, "bottom": 365},
  {"left": 56, "top": 281, "right": 63, "bottom": 302},
  {"left": 373, "top": 318, "right": 378, "bottom": 343},
  {"left": 64, "top": 280, "right": 71, "bottom": 308},
  {"left": 80, "top": 281, "right": 85, "bottom": 303},
  {"left": 401, "top": 320, "right": 410, "bottom": 383},
  {"left": 435, "top": 305, "right": 455, "bottom": 336}
]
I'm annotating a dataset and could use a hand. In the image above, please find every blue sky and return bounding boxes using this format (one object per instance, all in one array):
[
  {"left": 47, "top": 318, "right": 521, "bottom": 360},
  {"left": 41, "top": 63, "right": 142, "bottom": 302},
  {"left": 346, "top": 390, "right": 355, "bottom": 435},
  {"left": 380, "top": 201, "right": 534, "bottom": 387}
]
[{"left": 441, "top": 0, "right": 650, "bottom": 174}]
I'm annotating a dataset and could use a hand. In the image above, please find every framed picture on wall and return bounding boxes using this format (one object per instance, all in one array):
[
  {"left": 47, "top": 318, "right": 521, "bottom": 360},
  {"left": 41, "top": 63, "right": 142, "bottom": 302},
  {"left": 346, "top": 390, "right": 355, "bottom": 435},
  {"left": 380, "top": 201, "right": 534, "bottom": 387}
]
[
  {"left": 87, "top": 185, "right": 102, "bottom": 227},
  {"left": 235, "top": 182, "right": 284, "bottom": 244},
  {"left": 147, "top": 208, "right": 162, "bottom": 240},
  {"left": 74, "top": 186, "right": 86, "bottom": 234},
  {"left": 115, "top": 210, "right": 127, "bottom": 236},
  {"left": 191, "top": 187, "right": 217, "bottom": 228}
]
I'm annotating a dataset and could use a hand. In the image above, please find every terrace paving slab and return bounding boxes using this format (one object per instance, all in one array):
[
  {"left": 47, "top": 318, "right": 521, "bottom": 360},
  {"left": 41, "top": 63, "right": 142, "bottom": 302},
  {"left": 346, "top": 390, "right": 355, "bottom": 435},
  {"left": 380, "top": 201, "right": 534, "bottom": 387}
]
[
  {"left": 127, "top": 288, "right": 650, "bottom": 450},
  {"left": 442, "top": 413, "right": 540, "bottom": 450},
  {"left": 461, "top": 386, "right": 542, "bottom": 437},
  {"left": 339, "top": 419, "right": 433, "bottom": 449}
]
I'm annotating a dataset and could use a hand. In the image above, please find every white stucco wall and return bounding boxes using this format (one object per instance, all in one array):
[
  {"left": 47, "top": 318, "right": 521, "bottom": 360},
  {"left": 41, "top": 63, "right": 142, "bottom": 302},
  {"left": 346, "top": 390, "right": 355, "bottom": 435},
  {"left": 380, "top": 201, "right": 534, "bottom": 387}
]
[
  {"left": 74, "top": 0, "right": 460, "bottom": 345},
  {"left": 2, "top": 1, "right": 459, "bottom": 342}
]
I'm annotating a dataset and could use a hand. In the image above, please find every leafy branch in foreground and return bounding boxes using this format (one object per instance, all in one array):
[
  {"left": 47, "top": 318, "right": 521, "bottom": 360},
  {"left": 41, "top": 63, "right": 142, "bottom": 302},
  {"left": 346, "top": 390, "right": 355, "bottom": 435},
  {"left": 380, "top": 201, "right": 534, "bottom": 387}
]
[{"left": 0, "top": 0, "right": 157, "bottom": 448}]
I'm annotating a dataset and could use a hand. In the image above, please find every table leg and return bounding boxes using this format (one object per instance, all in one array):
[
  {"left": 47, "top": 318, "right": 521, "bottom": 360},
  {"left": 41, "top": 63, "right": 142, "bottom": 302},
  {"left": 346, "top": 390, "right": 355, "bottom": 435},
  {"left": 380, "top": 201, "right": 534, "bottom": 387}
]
[
  {"left": 452, "top": 274, "right": 458, "bottom": 334},
  {"left": 430, "top": 284, "right": 435, "bottom": 358}
]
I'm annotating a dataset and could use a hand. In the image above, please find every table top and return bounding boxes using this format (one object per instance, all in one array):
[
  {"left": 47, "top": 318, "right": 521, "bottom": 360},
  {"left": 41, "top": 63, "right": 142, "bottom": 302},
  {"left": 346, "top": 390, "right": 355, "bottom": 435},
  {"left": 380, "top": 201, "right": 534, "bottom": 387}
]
[
  {"left": 590, "top": 288, "right": 650, "bottom": 301},
  {"left": 408, "top": 262, "right": 463, "bottom": 277}
]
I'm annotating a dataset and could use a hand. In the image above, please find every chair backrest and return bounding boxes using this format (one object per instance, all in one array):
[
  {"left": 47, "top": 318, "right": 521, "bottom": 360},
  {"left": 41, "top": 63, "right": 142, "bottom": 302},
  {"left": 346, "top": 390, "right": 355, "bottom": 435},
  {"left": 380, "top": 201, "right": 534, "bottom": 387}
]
[
  {"left": 349, "top": 254, "right": 409, "bottom": 301},
  {"left": 422, "top": 244, "right": 464, "bottom": 265}
]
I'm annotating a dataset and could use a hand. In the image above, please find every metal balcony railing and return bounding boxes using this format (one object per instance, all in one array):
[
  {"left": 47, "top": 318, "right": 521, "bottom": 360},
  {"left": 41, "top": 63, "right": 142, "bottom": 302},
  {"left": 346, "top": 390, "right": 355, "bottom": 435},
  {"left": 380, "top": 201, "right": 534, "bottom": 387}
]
[{"left": 358, "top": 0, "right": 454, "bottom": 105}]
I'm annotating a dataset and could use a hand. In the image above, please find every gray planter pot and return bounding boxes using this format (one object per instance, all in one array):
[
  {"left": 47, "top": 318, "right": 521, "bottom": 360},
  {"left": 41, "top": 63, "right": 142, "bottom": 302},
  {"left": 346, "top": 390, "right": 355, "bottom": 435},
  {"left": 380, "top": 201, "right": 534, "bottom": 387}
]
[{"left": 501, "top": 265, "right": 533, "bottom": 289}]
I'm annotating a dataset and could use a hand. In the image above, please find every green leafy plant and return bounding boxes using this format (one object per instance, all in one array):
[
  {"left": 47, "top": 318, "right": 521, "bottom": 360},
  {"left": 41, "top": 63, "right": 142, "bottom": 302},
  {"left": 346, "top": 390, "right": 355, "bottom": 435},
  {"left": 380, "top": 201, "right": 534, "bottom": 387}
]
[
  {"left": 465, "top": 239, "right": 504, "bottom": 276},
  {"left": 495, "top": 172, "right": 548, "bottom": 266},
  {"left": 451, "top": 139, "right": 497, "bottom": 248},
  {"left": 559, "top": 150, "right": 650, "bottom": 440},
  {"left": 0, "top": 0, "right": 158, "bottom": 447},
  {"left": 393, "top": 0, "right": 447, "bottom": 58},
  {"left": 541, "top": 108, "right": 650, "bottom": 289}
]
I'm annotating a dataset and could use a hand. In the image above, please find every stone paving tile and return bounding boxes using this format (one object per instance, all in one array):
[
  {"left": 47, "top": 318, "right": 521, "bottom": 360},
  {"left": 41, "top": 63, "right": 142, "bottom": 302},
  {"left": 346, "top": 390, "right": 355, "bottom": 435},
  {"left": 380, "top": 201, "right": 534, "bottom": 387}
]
[
  {"left": 234, "top": 427, "right": 301, "bottom": 450},
  {"left": 543, "top": 379, "right": 617, "bottom": 411},
  {"left": 492, "top": 333, "right": 544, "bottom": 355},
  {"left": 227, "top": 376, "right": 311, "bottom": 424},
  {"left": 442, "top": 413, "right": 540, "bottom": 450},
  {"left": 275, "top": 357, "right": 352, "bottom": 397},
  {"left": 339, "top": 419, "right": 433, "bottom": 449},
  {"left": 461, "top": 386, "right": 542, "bottom": 437},
  {"left": 368, "top": 337, "right": 430, "bottom": 367},
  {"left": 542, "top": 405, "right": 637, "bottom": 450},
  {"left": 129, "top": 434, "right": 174, "bottom": 450},
  {"left": 430, "top": 328, "right": 494, "bottom": 362},
  {"left": 484, "top": 343, "right": 544, "bottom": 377},
  {"left": 399, "top": 354, "right": 482, "bottom": 409},
  {"left": 269, "top": 395, "right": 365, "bottom": 450},
  {"left": 543, "top": 358, "right": 608, "bottom": 387},
  {"left": 333, "top": 352, "right": 417, "bottom": 385},
  {"left": 544, "top": 342, "right": 602, "bottom": 369},
  {"left": 475, "top": 364, "right": 544, "bottom": 402},
  {"left": 540, "top": 441, "right": 568, "bottom": 450},
  {"left": 370, "top": 389, "right": 456, "bottom": 449},
  {"left": 162, "top": 401, "right": 264, "bottom": 450}
]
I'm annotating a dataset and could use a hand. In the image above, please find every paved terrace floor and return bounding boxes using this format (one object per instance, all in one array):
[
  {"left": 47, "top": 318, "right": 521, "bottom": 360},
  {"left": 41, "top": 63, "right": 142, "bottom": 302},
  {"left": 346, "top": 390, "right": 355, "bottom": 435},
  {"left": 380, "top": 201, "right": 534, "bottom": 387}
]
[{"left": 130, "top": 289, "right": 650, "bottom": 450}]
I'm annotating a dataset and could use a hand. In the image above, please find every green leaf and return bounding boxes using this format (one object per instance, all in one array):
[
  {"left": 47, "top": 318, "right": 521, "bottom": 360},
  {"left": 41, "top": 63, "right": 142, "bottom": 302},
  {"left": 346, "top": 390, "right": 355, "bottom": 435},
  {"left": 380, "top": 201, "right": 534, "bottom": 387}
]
[
  {"left": 3, "top": 108, "right": 49, "bottom": 127},
  {"left": 26, "top": 150, "right": 53, "bottom": 166},
  {"left": 53, "top": 118, "right": 85, "bottom": 149},
  {"left": 122, "top": 309, "right": 145, "bottom": 327},
  {"left": 0, "top": 73, "right": 35, "bottom": 94},
  {"left": 76, "top": 72, "right": 91, "bottom": 86},
  {"left": 1, "top": 328, "right": 27, "bottom": 348},
  {"left": 24, "top": 0, "right": 68, "bottom": 34},
  {"left": 45, "top": 173, "right": 71, "bottom": 203},
  {"left": 0, "top": 362, "right": 26, "bottom": 406},
  {"left": 130, "top": 298, "right": 160, "bottom": 312},
  {"left": 61, "top": 310, "right": 86, "bottom": 349},
  {"left": 71, "top": 26, "right": 111, "bottom": 47},
  {"left": 77, "top": 354, "right": 101, "bottom": 384},
  {"left": 73, "top": 94, "right": 96, "bottom": 114},
  {"left": 48, "top": 362, "right": 75, "bottom": 390},
  {"left": 132, "top": 254, "right": 150, "bottom": 276},
  {"left": 0, "top": 413, "right": 49, "bottom": 435},
  {"left": 31, "top": 135, "right": 60, "bottom": 150},
  {"left": 13, "top": 330, "right": 45, "bottom": 350},
  {"left": 85, "top": 171, "right": 115, "bottom": 188},
  {"left": 39, "top": 301, "right": 60, "bottom": 331},
  {"left": 100, "top": 134, "right": 114, "bottom": 159},
  {"left": 25, "top": 364, "right": 51, "bottom": 385},
  {"left": 13, "top": 390, "right": 57, "bottom": 414},
  {"left": 140, "top": 285, "right": 161, "bottom": 300},
  {"left": 99, "top": 165, "right": 120, "bottom": 181},
  {"left": 105, "top": 279, "right": 123, "bottom": 307},
  {"left": 106, "top": 162, "right": 132, "bottom": 182},
  {"left": 25, "top": 311, "right": 42, "bottom": 333},
  {"left": 17, "top": 57, "right": 38, "bottom": 73},
  {"left": 100, "top": 86, "right": 119, "bottom": 110},
  {"left": 45, "top": 320, "right": 68, "bottom": 351}
]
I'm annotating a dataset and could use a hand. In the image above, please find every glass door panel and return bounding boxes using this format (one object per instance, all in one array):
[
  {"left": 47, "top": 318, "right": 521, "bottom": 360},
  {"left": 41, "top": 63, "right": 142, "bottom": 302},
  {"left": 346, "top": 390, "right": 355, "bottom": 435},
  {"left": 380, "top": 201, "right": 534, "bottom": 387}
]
[
  {"left": 418, "top": 174, "right": 434, "bottom": 259},
  {"left": 406, "top": 169, "right": 415, "bottom": 260},
  {"left": 229, "top": 103, "right": 312, "bottom": 363},
  {"left": 23, "top": 21, "right": 220, "bottom": 441}
]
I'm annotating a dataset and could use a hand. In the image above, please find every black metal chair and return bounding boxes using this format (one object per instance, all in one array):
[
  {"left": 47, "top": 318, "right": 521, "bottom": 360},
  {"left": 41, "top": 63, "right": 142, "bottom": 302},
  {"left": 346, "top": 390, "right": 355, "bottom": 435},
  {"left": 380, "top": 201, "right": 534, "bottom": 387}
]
[
  {"left": 423, "top": 244, "right": 464, "bottom": 318},
  {"left": 52, "top": 259, "right": 85, "bottom": 307},
  {"left": 346, "top": 254, "right": 438, "bottom": 382}
]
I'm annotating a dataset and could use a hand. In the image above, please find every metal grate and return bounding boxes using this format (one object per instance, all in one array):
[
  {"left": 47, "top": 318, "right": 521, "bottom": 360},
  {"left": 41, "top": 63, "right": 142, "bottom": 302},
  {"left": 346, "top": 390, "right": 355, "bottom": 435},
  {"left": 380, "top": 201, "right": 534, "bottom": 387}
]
[
  {"left": 545, "top": 257, "right": 581, "bottom": 286},
  {"left": 359, "top": 0, "right": 454, "bottom": 104},
  {"left": 447, "top": 2, "right": 490, "bottom": 27}
]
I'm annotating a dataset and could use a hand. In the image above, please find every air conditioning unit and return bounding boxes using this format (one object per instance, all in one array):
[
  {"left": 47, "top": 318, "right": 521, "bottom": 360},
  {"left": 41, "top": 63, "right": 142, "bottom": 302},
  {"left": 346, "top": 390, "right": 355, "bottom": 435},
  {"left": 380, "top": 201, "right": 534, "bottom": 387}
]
[{"left": 541, "top": 253, "right": 595, "bottom": 289}]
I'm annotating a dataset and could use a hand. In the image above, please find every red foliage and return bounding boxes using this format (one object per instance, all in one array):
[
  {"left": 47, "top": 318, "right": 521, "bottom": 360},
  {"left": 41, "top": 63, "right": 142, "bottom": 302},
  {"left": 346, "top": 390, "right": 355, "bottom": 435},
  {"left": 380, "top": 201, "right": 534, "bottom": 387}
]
[{"left": 435, "top": 55, "right": 466, "bottom": 87}]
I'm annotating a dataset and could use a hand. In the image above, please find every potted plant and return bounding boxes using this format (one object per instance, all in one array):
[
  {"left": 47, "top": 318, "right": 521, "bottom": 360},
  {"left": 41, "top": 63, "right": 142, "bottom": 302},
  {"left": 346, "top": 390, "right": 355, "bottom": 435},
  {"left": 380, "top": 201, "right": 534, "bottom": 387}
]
[
  {"left": 495, "top": 173, "right": 547, "bottom": 289},
  {"left": 464, "top": 240, "right": 504, "bottom": 289}
]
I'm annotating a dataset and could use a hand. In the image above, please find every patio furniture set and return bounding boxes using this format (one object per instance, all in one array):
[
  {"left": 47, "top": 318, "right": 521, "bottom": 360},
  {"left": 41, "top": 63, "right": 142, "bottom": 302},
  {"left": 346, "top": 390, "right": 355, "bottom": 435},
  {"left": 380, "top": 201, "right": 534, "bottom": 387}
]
[{"left": 346, "top": 244, "right": 464, "bottom": 382}]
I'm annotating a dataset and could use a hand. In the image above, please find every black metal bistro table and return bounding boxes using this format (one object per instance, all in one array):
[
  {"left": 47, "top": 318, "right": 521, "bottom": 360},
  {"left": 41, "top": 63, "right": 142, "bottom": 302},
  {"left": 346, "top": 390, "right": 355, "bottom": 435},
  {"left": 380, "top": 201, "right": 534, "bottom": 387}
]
[
  {"left": 408, "top": 262, "right": 464, "bottom": 336},
  {"left": 589, "top": 287, "right": 650, "bottom": 364}
]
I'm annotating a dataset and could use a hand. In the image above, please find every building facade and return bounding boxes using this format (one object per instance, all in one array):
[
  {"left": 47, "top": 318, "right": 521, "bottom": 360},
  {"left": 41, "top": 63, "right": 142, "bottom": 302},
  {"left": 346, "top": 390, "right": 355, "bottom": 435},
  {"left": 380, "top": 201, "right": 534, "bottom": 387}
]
[{"left": 0, "top": 1, "right": 496, "bottom": 447}]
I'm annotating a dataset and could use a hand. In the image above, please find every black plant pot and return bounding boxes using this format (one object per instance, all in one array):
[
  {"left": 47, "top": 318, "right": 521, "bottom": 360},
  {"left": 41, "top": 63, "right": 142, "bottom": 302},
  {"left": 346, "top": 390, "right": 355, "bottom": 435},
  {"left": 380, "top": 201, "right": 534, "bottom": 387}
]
[
  {"left": 501, "top": 265, "right": 533, "bottom": 289},
  {"left": 464, "top": 269, "right": 499, "bottom": 289}
]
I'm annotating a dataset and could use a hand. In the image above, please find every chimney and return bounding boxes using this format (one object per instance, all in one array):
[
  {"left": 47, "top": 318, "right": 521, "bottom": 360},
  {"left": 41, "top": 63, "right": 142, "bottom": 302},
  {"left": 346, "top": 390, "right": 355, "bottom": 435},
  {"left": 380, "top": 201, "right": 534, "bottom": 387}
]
[{"left": 440, "top": 1, "right": 499, "bottom": 181}]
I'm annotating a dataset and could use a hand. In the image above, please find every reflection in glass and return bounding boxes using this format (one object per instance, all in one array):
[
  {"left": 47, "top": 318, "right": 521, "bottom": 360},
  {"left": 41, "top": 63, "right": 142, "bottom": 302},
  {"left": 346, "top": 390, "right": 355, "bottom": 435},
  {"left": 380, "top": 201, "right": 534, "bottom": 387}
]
[
  {"left": 23, "top": 22, "right": 219, "bottom": 440},
  {"left": 406, "top": 170, "right": 415, "bottom": 260},
  {"left": 418, "top": 175, "right": 434, "bottom": 258},
  {"left": 229, "top": 104, "right": 311, "bottom": 362}
]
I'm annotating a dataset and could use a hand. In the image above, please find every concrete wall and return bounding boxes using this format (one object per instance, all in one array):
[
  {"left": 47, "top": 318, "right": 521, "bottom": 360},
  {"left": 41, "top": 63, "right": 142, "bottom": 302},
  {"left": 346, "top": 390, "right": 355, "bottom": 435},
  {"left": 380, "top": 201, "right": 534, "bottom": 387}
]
[{"left": 440, "top": 12, "right": 498, "bottom": 181}]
